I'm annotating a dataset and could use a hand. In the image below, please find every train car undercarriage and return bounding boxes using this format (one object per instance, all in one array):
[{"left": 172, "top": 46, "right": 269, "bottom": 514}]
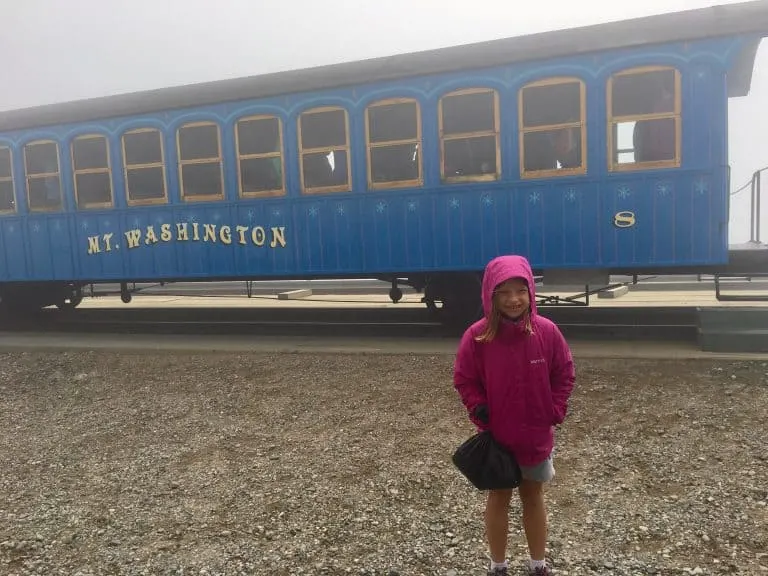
[{"left": 2, "top": 242, "right": 767, "bottom": 331}]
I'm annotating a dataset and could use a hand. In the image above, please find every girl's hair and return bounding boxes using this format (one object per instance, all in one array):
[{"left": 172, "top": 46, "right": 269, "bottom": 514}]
[{"left": 474, "top": 300, "right": 533, "bottom": 343}]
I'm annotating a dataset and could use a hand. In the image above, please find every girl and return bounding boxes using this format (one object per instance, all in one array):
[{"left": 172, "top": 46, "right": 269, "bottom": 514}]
[{"left": 454, "top": 255, "right": 575, "bottom": 576}]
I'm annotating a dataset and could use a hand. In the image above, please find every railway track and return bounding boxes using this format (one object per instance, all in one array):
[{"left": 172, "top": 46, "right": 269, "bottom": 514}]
[{"left": 0, "top": 306, "right": 700, "bottom": 341}]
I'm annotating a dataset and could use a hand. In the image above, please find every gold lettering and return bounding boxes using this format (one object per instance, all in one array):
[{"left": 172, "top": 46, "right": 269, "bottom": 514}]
[
  {"left": 124, "top": 229, "right": 142, "bottom": 249},
  {"left": 145, "top": 225, "right": 158, "bottom": 245},
  {"left": 219, "top": 225, "right": 232, "bottom": 245},
  {"left": 203, "top": 224, "right": 217, "bottom": 242},
  {"left": 270, "top": 226, "right": 286, "bottom": 248},
  {"left": 87, "top": 221, "right": 287, "bottom": 254},
  {"left": 251, "top": 226, "right": 266, "bottom": 246},
  {"left": 613, "top": 211, "right": 636, "bottom": 228},
  {"left": 236, "top": 226, "right": 248, "bottom": 245},
  {"left": 87, "top": 236, "right": 100, "bottom": 254}
]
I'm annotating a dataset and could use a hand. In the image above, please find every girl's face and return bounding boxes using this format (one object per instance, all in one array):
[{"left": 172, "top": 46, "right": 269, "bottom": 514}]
[{"left": 493, "top": 278, "right": 530, "bottom": 319}]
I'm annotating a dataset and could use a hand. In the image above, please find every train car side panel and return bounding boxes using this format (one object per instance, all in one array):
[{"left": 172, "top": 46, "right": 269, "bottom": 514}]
[{"left": 0, "top": 218, "right": 26, "bottom": 280}]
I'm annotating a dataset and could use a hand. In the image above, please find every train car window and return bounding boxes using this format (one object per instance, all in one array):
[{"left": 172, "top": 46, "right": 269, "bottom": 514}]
[
  {"left": 0, "top": 146, "right": 15, "bottom": 213},
  {"left": 177, "top": 122, "right": 225, "bottom": 201},
  {"left": 235, "top": 115, "right": 285, "bottom": 197},
  {"left": 439, "top": 88, "right": 500, "bottom": 183},
  {"left": 365, "top": 98, "right": 422, "bottom": 189},
  {"left": 23, "top": 141, "right": 63, "bottom": 212},
  {"left": 122, "top": 129, "right": 167, "bottom": 205},
  {"left": 298, "top": 107, "right": 351, "bottom": 193},
  {"left": 519, "top": 78, "right": 586, "bottom": 177},
  {"left": 72, "top": 135, "right": 113, "bottom": 210},
  {"left": 608, "top": 66, "right": 681, "bottom": 170}
]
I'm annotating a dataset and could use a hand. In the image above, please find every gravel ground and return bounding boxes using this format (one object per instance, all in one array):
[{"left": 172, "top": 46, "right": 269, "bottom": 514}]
[{"left": 0, "top": 350, "right": 766, "bottom": 576}]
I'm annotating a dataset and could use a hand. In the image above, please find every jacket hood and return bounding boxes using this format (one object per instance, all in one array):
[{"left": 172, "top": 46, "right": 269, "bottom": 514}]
[{"left": 481, "top": 255, "right": 538, "bottom": 319}]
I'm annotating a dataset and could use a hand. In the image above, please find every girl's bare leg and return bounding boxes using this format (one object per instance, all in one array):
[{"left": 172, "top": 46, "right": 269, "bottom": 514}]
[
  {"left": 485, "top": 489, "right": 513, "bottom": 562},
  {"left": 518, "top": 479, "right": 547, "bottom": 560}
]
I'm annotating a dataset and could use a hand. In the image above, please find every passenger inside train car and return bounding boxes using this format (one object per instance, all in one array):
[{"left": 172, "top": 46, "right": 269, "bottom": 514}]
[
  {"left": 520, "top": 79, "right": 583, "bottom": 174},
  {"left": 441, "top": 89, "right": 499, "bottom": 180},
  {"left": 613, "top": 68, "right": 678, "bottom": 165},
  {"left": 237, "top": 115, "right": 284, "bottom": 195}
]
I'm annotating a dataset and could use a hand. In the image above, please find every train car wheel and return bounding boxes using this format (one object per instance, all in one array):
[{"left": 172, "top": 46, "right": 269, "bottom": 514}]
[
  {"left": 56, "top": 285, "right": 83, "bottom": 311},
  {"left": 439, "top": 272, "right": 483, "bottom": 332}
]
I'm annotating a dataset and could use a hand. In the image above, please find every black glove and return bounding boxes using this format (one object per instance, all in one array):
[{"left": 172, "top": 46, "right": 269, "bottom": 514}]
[{"left": 473, "top": 404, "right": 489, "bottom": 424}]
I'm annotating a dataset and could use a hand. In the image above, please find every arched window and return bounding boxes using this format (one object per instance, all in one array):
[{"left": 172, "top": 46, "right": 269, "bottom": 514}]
[
  {"left": 298, "top": 106, "right": 351, "bottom": 194},
  {"left": 121, "top": 128, "right": 168, "bottom": 206},
  {"left": 71, "top": 134, "right": 113, "bottom": 209},
  {"left": 519, "top": 77, "right": 586, "bottom": 177},
  {"left": 235, "top": 115, "right": 285, "bottom": 197},
  {"left": 0, "top": 145, "right": 15, "bottom": 213},
  {"left": 438, "top": 88, "right": 500, "bottom": 183},
  {"left": 365, "top": 98, "right": 422, "bottom": 189},
  {"left": 24, "top": 140, "right": 62, "bottom": 212},
  {"left": 176, "top": 121, "right": 224, "bottom": 201},
  {"left": 607, "top": 66, "right": 681, "bottom": 170}
]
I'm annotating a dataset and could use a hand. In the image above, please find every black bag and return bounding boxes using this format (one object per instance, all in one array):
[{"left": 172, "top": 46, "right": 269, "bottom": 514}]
[{"left": 452, "top": 430, "right": 522, "bottom": 491}]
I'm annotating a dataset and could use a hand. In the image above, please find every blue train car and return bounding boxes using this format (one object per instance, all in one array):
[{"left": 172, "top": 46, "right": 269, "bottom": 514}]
[{"left": 1, "top": 1, "right": 768, "bottom": 325}]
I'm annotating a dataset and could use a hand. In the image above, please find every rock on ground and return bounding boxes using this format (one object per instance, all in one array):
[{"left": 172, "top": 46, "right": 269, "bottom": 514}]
[{"left": 0, "top": 351, "right": 766, "bottom": 576}]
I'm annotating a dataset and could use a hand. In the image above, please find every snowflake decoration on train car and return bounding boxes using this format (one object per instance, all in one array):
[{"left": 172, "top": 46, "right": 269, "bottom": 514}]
[
  {"left": 407, "top": 200, "right": 418, "bottom": 212},
  {"left": 272, "top": 208, "right": 282, "bottom": 217},
  {"left": 694, "top": 179, "right": 708, "bottom": 195},
  {"left": 375, "top": 201, "right": 387, "bottom": 214},
  {"left": 565, "top": 188, "right": 578, "bottom": 202},
  {"left": 337, "top": 204, "right": 345, "bottom": 216},
  {"left": 32, "top": 223, "right": 40, "bottom": 233},
  {"left": 481, "top": 194, "right": 493, "bottom": 207},
  {"left": 133, "top": 218, "right": 140, "bottom": 228},
  {"left": 308, "top": 206, "right": 318, "bottom": 218},
  {"left": 104, "top": 220, "right": 110, "bottom": 228},
  {"left": 247, "top": 210, "right": 255, "bottom": 222},
  {"left": 82, "top": 221, "right": 88, "bottom": 230},
  {"left": 213, "top": 213, "right": 221, "bottom": 222},
  {"left": 617, "top": 185, "right": 631, "bottom": 199},
  {"left": 656, "top": 182, "right": 672, "bottom": 197},
  {"left": 189, "top": 214, "right": 197, "bottom": 223},
  {"left": 529, "top": 191, "right": 540, "bottom": 204},
  {"left": 449, "top": 198, "right": 460, "bottom": 209}
]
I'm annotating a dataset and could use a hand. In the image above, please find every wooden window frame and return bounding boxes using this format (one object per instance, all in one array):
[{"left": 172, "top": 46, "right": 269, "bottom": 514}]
[
  {"left": 23, "top": 139, "right": 63, "bottom": 213},
  {"left": 364, "top": 97, "right": 423, "bottom": 190},
  {"left": 607, "top": 65, "right": 682, "bottom": 172},
  {"left": 438, "top": 87, "right": 501, "bottom": 184},
  {"left": 176, "top": 121, "right": 225, "bottom": 203},
  {"left": 121, "top": 128, "right": 168, "bottom": 206},
  {"left": 518, "top": 77, "right": 587, "bottom": 179},
  {"left": 298, "top": 106, "right": 352, "bottom": 195},
  {"left": 235, "top": 114, "right": 285, "bottom": 198},
  {"left": 0, "top": 145, "right": 16, "bottom": 214},
  {"left": 71, "top": 134, "right": 114, "bottom": 210}
]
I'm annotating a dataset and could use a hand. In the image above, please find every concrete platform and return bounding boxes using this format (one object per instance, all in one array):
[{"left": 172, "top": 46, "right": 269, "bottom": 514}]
[
  {"left": 72, "top": 288, "right": 768, "bottom": 310},
  {"left": 1, "top": 331, "right": 768, "bottom": 360}
]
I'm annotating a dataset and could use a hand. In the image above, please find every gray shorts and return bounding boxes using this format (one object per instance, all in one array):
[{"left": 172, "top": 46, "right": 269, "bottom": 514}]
[{"left": 520, "top": 455, "right": 555, "bottom": 483}]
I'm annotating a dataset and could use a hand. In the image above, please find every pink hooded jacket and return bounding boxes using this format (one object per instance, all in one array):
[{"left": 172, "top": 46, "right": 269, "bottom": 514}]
[{"left": 453, "top": 255, "right": 575, "bottom": 467}]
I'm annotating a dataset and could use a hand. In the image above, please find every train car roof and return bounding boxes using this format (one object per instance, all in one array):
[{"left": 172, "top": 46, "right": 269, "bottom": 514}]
[{"left": 2, "top": 0, "right": 768, "bottom": 133}]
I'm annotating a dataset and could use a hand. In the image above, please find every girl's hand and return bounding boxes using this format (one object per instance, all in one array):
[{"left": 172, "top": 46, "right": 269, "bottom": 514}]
[{"left": 473, "top": 404, "right": 489, "bottom": 424}]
